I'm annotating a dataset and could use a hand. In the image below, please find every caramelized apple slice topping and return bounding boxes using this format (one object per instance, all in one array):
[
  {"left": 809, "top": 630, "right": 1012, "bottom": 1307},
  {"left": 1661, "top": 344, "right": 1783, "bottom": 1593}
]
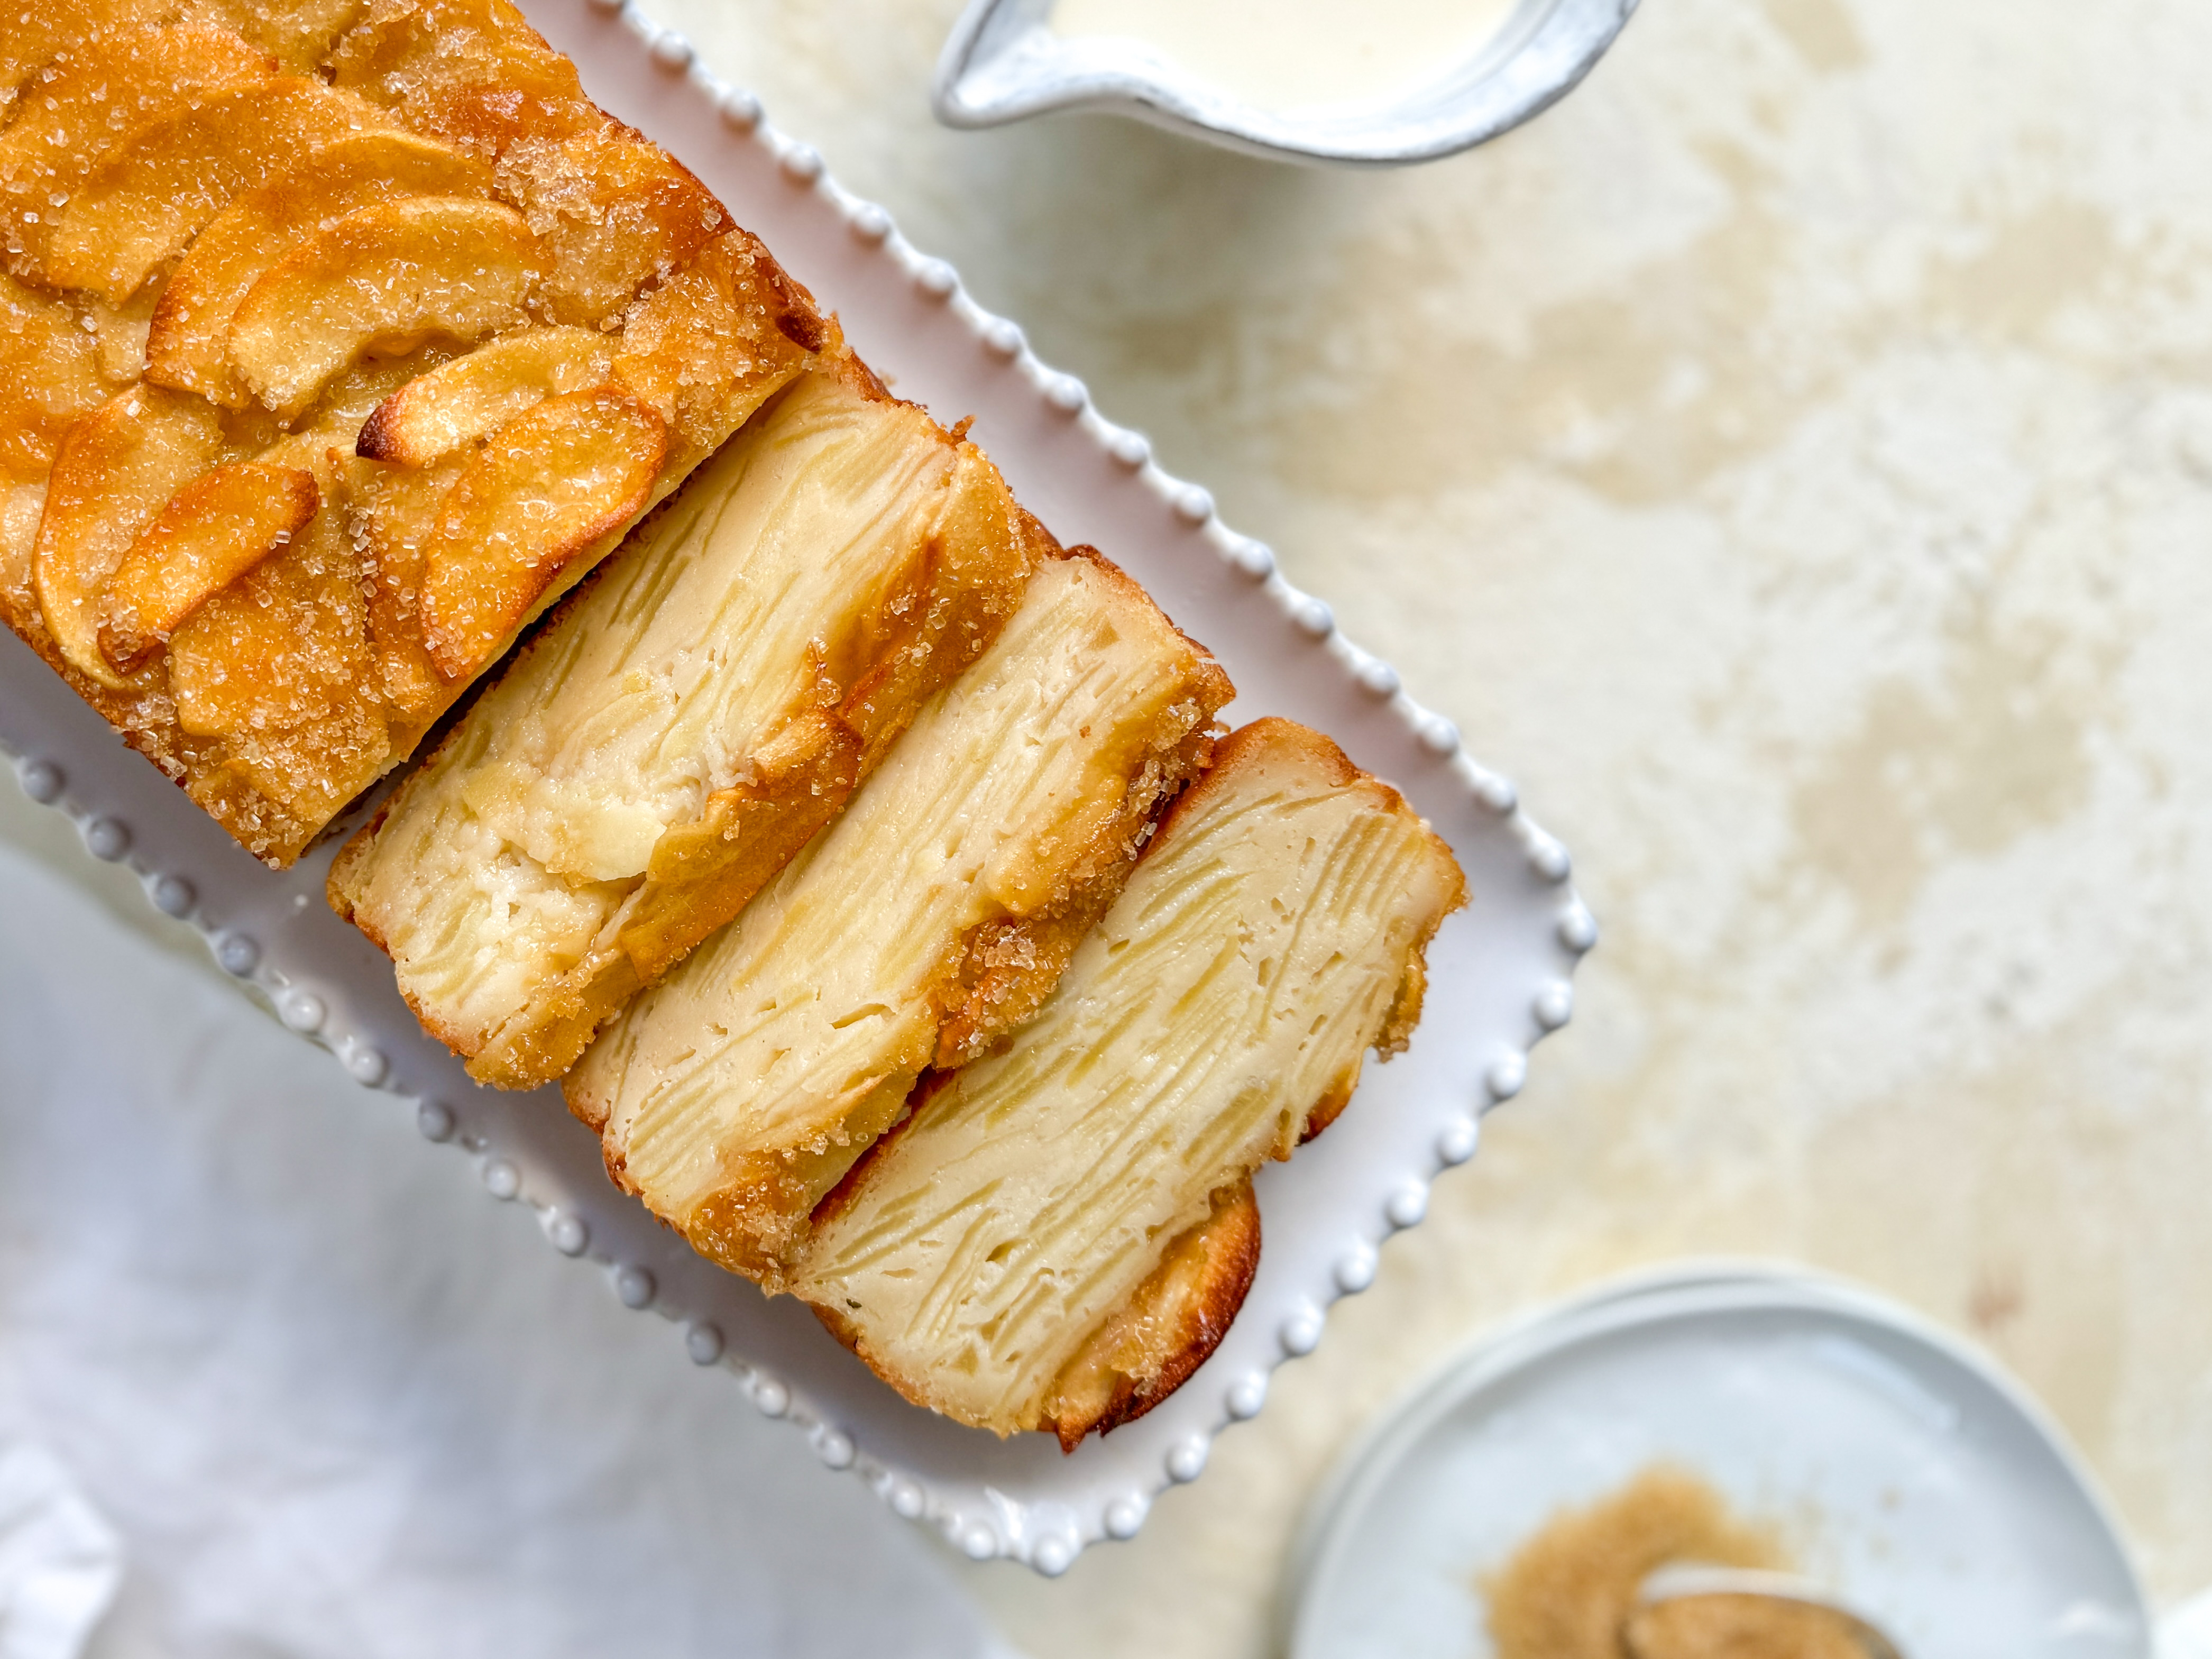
[
  {"left": 1, "top": 272, "right": 107, "bottom": 484},
  {"left": 0, "top": 25, "right": 274, "bottom": 276},
  {"left": 1, "top": 0, "right": 174, "bottom": 101},
  {"left": 210, "top": 696, "right": 392, "bottom": 832},
  {"left": 3, "top": 481, "right": 44, "bottom": 619},
  {"left": 145, "top": 130, "right": 492, "bottom": 406},
  {"left": 226, "top": 195, "right": 543, "bottom": 421},
  {"left": 31, "top": 384, "right": 225, "bottom": 689},
  {"left": 228, "top": 0, "right": 372, "bottom": 72},
  {"left": 501, "top": 127, "right": 735, "bottom": 326},
  {"left": 327, "top": 0, "right": 594, "bottom": 158},
  {"left": 45, "top": 79, "right": 403, "bottom": 306},
  {"left": 348, "top": 450, "right": 463, "bottom": 730},
  {"left": 355, "top": 326, "right": 616, "bottom": 465},
  {"left": 419, "top": 387, "right": 665, "bottom": 681},
  {"left": 167, "top": 503, "right": 372, "bottom": 740},
  {"left": 611, "top": 230, "right": 819, "bottom": 466},
  {"left": 96, "top": 462, "right": 320, "bottom": 671}
]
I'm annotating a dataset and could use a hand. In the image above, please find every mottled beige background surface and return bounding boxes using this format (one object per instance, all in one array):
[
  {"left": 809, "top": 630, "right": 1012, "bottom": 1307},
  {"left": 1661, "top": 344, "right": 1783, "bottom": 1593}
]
[{"left": 10, "top": 0, "right": 2210, "bottom": 1651}]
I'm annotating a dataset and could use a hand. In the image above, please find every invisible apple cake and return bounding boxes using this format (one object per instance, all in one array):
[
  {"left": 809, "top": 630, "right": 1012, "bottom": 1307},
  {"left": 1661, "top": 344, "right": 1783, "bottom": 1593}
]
[
  {"left": 328, "top": 358, "right": 1052, "bottom": 1089},
  {"left": 8, "top": 0, "right": 1479, "bottom": 1449},
  {"left": 1, "top": 0, "right": 821, "bottom": 863}
]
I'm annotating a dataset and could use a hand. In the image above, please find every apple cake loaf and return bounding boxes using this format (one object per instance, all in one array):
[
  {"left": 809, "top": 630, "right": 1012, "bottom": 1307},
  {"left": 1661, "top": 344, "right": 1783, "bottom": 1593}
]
[
  {"left": 327, "top": 360, "right": 1051, "bottom": 1089},
  {"left": 0, "top": 0, "right": 821, "bottom": 864},
  {"left": 787, "top": 718, "right": 1467, "bottom": 1446},
  {"left": 8, "top": 0, "right": 1479, "bottom": 1449},
  {"left": 567, "top": 552, "right": 1235, "bottom": 1279}
]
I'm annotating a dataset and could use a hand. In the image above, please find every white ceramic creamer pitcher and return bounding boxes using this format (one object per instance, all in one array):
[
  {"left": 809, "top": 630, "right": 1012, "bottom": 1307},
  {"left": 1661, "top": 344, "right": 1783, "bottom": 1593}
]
[{"left": 933, "top": 0, "right": 1639, "bottom": 166}]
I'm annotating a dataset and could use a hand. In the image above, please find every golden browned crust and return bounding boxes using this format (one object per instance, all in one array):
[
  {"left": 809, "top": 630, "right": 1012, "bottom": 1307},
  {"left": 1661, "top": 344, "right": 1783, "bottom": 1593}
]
[
  {"left": 673, "top": 1095, "right": 918, "bottom": 1284},
  {"left": 1298, "top": 1066, "right": 1363, "bottom": 1145},
  {"left": 609, "top": 713, "right": 860, "bottom": 988},
  {"left": 1152, "top": 715, "right": 1364, "bottom": 847},
  {"left": 1034, "top": 1179, "right": 1262, "bottom": 1452},
  {"left": 839, "top": 451, "right": 1065, "bottom": 776},
  {"left": 1, "top": 0, "right": 823, "bottom": 865}
]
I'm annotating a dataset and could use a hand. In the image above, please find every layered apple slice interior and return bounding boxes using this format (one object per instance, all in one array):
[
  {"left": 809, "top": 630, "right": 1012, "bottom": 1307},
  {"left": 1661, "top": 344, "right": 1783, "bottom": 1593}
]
[
  {"left": 329, "top": 362, "right": 1050, "bottom": 1089},
  {"left": 566, "top": 552, "right": 1236, "bottom": 1278},
  {"left": 786, "top": 718, "right": 1467, "bottom": 1446}
]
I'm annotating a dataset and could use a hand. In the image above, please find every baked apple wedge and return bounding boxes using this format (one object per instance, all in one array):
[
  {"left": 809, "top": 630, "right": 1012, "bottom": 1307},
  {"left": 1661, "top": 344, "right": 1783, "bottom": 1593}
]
[
  {"left": 329, "top": 363, "right": 1047, "bottom": 1089},
  {"left": 167, "top": 501, "right": 390, "bottom": 832},
  {"left": 611, "top": 230, "right": 828, "bottom": 469},
  {"left": 417, "top": 385, "right": 666, "bottom": 681},
  {"left": 2, "top": 0, "right": 174, "bottom": 100},
  {"left": 507, "top": 126, "right": 735, "bottom": 326},
  {"left": 326, "top": 0, "right": 595, "bottom": 159},
  {"left": 788, "top": 718, "right": 1467, "bottom": 1444},
  {"left": 96, "top": 462, "right": 320, "bottom": 672},
  {"left": 44, "top": 79, "right": 404, "bottom": 306},
  {"left": 0, "top": 273, "right": 109, "bottom": 486},
  {"left": 354, "top": 326, "right": 616, "bottom": 466},
  {"left": 226, "top": 195, "right": 543, "bottom": 420},
  {"left": 145, "top": 130, "right": 494, "bottom": 405},
  {"left": 568, "top": 552, "right": 1233, "bottom": 1278},
  {"left": 0, "top": 25, "right": 274, "bottom": 275},
  {"left": 30, "top": 384, "right": 225, "bottom": 689}
]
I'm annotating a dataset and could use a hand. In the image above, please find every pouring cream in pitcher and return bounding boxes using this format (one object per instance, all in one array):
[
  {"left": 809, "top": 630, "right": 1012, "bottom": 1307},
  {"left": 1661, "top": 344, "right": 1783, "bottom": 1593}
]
[{"left": 1049, "top": 0, "right": 1525, "bottom": 113}]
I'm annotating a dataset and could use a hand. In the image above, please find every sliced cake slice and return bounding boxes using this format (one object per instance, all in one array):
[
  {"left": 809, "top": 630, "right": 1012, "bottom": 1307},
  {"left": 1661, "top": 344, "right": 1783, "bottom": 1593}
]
[
  {"left": 567, "top": 552, "right": 1235, "bottom": 1276},
  {"left": 786, "top": 718, "right": 1467, "bottom": 1447},
  {"left": 328, "top": 361, "right": 1048, "bottom": 1088}
]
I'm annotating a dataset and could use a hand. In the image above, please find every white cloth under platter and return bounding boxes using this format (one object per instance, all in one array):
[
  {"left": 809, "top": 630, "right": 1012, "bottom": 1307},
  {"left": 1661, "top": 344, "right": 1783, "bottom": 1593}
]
[
  {"left": 0, "top": 1440, "right": 121, "bottom": 1659},
  {"left": 0, "top": 832, "right": 1018, "bottom": 1659}
]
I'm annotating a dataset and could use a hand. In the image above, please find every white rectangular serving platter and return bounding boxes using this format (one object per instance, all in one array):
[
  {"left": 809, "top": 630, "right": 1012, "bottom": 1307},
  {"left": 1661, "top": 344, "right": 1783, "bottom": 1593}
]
[{"left": 0, "top": 0, "right": 1591, "bottom": 1577}]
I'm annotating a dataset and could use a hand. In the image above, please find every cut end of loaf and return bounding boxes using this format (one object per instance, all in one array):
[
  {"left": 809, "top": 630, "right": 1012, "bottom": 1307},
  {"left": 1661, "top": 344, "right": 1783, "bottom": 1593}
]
[
  {"left": 785, "top": 715, "right": 1466, "bottom": 1441},
  {"left": 1036, "top": 1179, "right": 1262, "bottom": 1452}
]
